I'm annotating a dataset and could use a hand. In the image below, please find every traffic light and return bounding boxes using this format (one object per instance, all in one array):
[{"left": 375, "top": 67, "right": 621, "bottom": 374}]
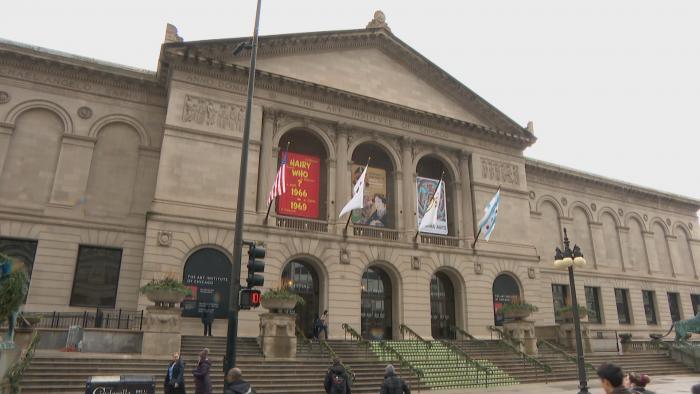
[
  {"left": 239, "top": 288, "right": 261, "bottom": 310},
  {"left": 246, "top": 243, "right": 265, "bottom": 288}
]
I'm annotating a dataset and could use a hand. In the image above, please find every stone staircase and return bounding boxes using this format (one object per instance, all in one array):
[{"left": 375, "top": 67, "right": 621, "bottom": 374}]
[{"left": 373, "top": 340, "right": 517, "bottom": 389}]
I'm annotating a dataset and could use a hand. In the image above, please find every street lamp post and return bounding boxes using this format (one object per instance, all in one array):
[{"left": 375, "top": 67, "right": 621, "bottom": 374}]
[{"left": 554, "top": 228, "right": 589, "bottom": 394}]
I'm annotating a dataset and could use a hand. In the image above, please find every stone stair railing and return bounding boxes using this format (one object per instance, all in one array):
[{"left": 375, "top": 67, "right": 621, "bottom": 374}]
[
  {"left": 669, "top": 341, "right": 700, "bottom": 372},
  {"left": 484, "top": 326, "right": 552, "bottom": 380},
  {"left": 537, "top": 338, "right": 596, "bottom": 373}
]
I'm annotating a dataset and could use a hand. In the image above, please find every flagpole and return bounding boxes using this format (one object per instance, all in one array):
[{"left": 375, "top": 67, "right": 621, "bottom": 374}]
[
  {"left": 472, "top": 185, "right": 501, "bottom": 250},
  {"left": 344, "top": 157, "right": 370, "bottom": 236},
  {"left": 264, "top": 141, "right": 290, "bottom": 224},
  {"left": 414, "top": 171, "right": 445, "bottom": 242}
]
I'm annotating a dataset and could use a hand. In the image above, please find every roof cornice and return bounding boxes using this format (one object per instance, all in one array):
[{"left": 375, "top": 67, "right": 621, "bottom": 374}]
[
  {"left": 525, "top": 158, "right": 700, "bottom": 210},
  {"left": 161, "top": 28, "right": 536, "bottom": 146}
]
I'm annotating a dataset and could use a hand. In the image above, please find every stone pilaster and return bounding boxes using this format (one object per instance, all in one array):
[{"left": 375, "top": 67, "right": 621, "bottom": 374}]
[
  {"left": 256, "top": 109, "right": 276, "bottom": 213},
  {"left": 0, "top": 122, "right": 14, "bottom": 176},
  {"left": 642, "top": 231, "right": 657, "bottom": 274},
  {"left": 335, "top": 125, "right": 350, "bottom": 222},
  {"left": 49, "top": 134, "right": 95, "bottom": 207},
  {"left": 665, "top": 234, "right": 678, "bottom": 277},
  {"left": 617, "top": 226, "right": 630, "bottom": 272},
  {"left": 459, "top": 151, "right": 476, "bottom": 243},
  {"left": 401, "top": 137, "right": 415, "bottom": 234}
]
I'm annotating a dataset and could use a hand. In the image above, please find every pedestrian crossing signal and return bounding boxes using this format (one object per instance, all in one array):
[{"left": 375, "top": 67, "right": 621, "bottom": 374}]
[{"left": 239, "top": 288, "right": 261, "bottom": 310}]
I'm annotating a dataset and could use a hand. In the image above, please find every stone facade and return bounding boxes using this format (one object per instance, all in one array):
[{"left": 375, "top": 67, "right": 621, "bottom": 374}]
[{"left": 0, "top": 21, "right": 698, "bottom": 344}]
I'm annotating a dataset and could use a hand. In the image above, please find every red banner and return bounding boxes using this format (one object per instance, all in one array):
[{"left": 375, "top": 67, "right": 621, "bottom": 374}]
[{"left": 277, "top": 151, "right": 320, "bottom": 219}]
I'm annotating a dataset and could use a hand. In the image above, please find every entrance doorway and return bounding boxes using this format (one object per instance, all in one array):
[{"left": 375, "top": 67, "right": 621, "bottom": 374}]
[
  {"left": 430, "top": 272, "right": 456, "bottom": 339},
  {"left": 181, "top": 248, "right": 231, "bottom": 319},
  {"left": 281, "top": 261, "right": 319, "bottom": 338},
  {"left": 361, "top": 267, "right": 393, "bottom": 340},
  {"left": 492, "top": 274, "right": 521, "bottom": 326}
]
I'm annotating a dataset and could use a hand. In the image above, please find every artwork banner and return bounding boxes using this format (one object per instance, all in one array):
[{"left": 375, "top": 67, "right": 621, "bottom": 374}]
[
  {"left": 350, "top": 164, "right": 388, "bottom": 227},
  {"left": 416, "top": 176, "right": 448, "bottom": 235},
  {"left": 277, "top": 151, "right": 321, "bottom": 219}
]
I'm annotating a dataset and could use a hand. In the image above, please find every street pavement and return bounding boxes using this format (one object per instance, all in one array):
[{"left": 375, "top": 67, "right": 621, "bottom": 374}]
[{"left": 433, "top": 374, "right": 699, "bottom": 393}]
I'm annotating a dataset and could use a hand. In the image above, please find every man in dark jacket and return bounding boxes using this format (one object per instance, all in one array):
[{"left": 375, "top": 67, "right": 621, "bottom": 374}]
[
  {"left": 192, "top": 348, "right": 212, "bottom": 394},
  {"left": 380, "top": 364, "right": 410, "bottom": 394},
  {"left": 164, "top": 352, "right": 186, "bottom": 394},
  {"left": 224, "top": 367, "right": 255, "bottom": 394},
  {"left": 597, "top": 363, "right": 632, "bottom": 394},
  {"left": 324, "top": 358, "right": 351, "bottom": 394},
  {"left": 201, "top": 305, "right": 214, "bottom": 336}
]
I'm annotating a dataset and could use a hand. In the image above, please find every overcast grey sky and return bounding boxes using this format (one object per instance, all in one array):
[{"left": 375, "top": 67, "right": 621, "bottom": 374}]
[{"left": 2, "top": 1, "right": 699, "bottom": 203}]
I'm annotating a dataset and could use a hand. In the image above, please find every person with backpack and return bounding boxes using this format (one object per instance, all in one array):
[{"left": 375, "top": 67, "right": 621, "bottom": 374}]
[
  {"left": 380, "top": 364, "right": 410, "bottom": 394},
  {"left": 324, "top": 358, "right": 351, "bottom": 394}
]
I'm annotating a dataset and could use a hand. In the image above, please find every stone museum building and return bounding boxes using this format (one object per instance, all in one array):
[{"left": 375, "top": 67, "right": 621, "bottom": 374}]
[{"left": 1, "top": 15, "right": 699, "bottom": 342}]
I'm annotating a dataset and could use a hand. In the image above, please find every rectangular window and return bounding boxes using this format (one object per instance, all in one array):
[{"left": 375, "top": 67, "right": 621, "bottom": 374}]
[
  {"left": 692, "top": 294, "right": 700, "bottom": 316},
  {"left": 552, "top": 284, "right": 569, "bottom": 323},
  {"left": 615, "top": 288, "right": 631, "bottom": 324},
  {"left": 70, "top": 246, "right": 122, "bottom": 308},
  {"left": 668, "top": 292, "right": 682, "bottom": 322},
  {"left": 584, "top": 287, "right": 602, "bottom": 324},
  {"left": 642, "top": 290, "right": 657, "bottom": 325}
]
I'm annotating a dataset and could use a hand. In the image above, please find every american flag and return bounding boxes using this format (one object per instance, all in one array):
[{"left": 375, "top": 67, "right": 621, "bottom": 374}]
[{"left": 267, "top": 150, "right": 288, "bottom": 206}]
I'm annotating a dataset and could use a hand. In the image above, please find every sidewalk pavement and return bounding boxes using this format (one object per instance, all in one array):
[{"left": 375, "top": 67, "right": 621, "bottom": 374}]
[{"left": 433, "top": 374, "right": 699, "bottom": 394}]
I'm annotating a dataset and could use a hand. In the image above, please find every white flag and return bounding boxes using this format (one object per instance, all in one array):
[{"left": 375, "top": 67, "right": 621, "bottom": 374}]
[
  {"left": 339, "top": 164, "right": 368, "bottom": 218},
  {"left": 478, "top": 188, "right": 501, "bottom": 241},
  {"left": 418, "top": 180, "right": 444, "bottom": 232}
]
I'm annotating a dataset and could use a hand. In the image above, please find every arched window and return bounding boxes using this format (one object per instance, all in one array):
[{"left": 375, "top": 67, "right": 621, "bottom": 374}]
[
  {"left": 361, "top": 267, "right": 393, "bottom": 339},
  {"left": 181, "top": 248, "right": 231, "bottom": 319},
  {"left": 492, "top": 274, "right": 521, "bottom": 326},
  {"left": 628, "top": 218, "right": 647, "bottom": 271},
  {"left": 276, "top": 129, "right": 328, "bottom": 220},
  {"left": 350, "top": 142, "right": 395, "bottom": 228},
  {"left": 601, "top": 213, "right": 622, "bottom": 269},
  {"left": 652, "top": 223, "right": 672, "bottom": 276},
  {"left": 85, "top": 122, "right": 140, "bottom": 216},
  {"left": 0, "top": 109, "right": 63, "bottom": 205},
  {"left": 282, "top": 260, "right": 320, "bottom": 338},
  {"left": 535, "top": 201, "right": 561, "bottom": 258},
  {"left": 416, "top": 156, "right": 455, "bottom": 235},
  {"left": 430, "top": 272, "right": 456, "bottom": 339},
  {"left": 676, "top": 227, "right": 696, "bottom": 276}
]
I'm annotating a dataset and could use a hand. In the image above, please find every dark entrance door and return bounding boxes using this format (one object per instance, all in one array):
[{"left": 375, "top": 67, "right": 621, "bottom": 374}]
[
  {"left": 431, "top": 272, "right": 456, "bottom": 339},
  {"left": 181, "top": 248, "right": 231, "bottom": 319},
  {"left": 361, "top": 267, "right": 392, "bottom": 340},
  {"left": 492, "top": 274, "right": 520, "bottom": 326},
  {"left": 282, "top": 261, "right": 319, "bottom": 338}
]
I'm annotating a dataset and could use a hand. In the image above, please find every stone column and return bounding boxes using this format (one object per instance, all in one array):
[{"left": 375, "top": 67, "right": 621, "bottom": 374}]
[
  {"left": 665, "top": 234, "right": 678, "bottom": 277},
  {"left": 642, "top": 231, "right": 657, "bottom": 274},
  {"left": 141, "top": 308, "right": 182, "bottom": 356},
  {"left": 589, "top": 222, "right": 604, "bottom": 270},
  {"left": 335, "top": 125, "right": 349, "bottom": 224},
  {"left": 256, "top": 109, "right": 276, "bottom": 213},
  {"left": 616, "top": 226, "right": 629, "bottom": 272},
  {"left": 259, "top": 313, "right": 296, "bottom": 359},
  {"left": 459, "top": 151, "right": 476, "bottom": 244},
  {"left": 0, "top": 122, "right": 14, "bottom": 176},
  {"left": 401, "top": 137, "right": 415, "bottom": 234}
]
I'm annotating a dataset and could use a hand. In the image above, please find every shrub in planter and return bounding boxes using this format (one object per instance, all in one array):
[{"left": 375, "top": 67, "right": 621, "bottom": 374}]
[
  {"left": 261, "top": 288, "right": 305, "bottom": 311},
  {"left": 557, "top": 305, "right": 589, "bottom": 320},
  {"left": 619, "top": 333, "right": 633, "bottom": 343},
  {"left": 499, "top": 302, "right": 539, "bottom": 320},
  {"left": 140, "top": 277, "right": 192, "bottom": 308}
]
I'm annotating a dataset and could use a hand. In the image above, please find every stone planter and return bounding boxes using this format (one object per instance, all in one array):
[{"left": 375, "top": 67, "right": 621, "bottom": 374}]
[
  {"left": 145, "top": 289, "right": 186, "bottom": 308},
  {"left": 261, "top": 297, "right": 297, "bottom": 312},
  {"left": 503, "top": 309, "right": 532, "bottom": 320},
  {"left": 560, "top": 310, "right": 588, "bottom": 321}
]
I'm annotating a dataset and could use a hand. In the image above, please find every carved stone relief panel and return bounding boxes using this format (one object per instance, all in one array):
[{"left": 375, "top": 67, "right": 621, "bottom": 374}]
[
  {"left": 182, "top": 94, "right": 244, "bottom": 131},
  {"left": 472, "top": 153, "right": 524, "bottom": 189}
]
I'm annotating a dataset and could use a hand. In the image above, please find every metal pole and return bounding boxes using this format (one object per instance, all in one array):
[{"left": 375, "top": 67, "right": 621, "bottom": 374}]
[
  {"left": 568, "top": 264, "right": 589, "bottom": 394},
  {"left": 224, "top": 0, "right": 262, "bottom": 374}
]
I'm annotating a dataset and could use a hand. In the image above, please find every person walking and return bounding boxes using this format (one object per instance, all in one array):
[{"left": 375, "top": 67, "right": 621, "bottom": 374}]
[
  {"left": 192, "top": 348, "right": 212, "bottom": 394},
  {"left": 224, "top": 367, "right": 256, "bottom": 394},
  {"left": 313, "top": 313, "right": 322, "bottom": 340},
  {"left": 324, "top": 358, "right": 351, "bottom": 394},
  {"left": 627, "top": 373, "right": 655, "bottom": 394},
  {"left": 201, "top": 305, "right": 214, "bottom": 336},
  {"left": 380, "top": 364, "right": 410, "bottom": 394},
  {"left": 164, "top": 352, "right": 186, "bottom": 394},
  {"left": 319, "top": 310, "right": 329, "bottom": 340},
  {"left": 597, "top": 363, "right": 632, "bottom": 394}
]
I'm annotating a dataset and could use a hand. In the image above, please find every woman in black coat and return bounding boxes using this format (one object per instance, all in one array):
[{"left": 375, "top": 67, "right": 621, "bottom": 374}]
[
  {"left": 192, "top": 348, "right": 213, "bottom": 394},
  {"left": 164, "top": 352, "right": 186, "bottom": 394}
]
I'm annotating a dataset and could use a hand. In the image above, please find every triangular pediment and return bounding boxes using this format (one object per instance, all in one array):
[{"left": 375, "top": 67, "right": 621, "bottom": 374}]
[{"left": 162, "top": 29, "right": 534, "bottom": 142}]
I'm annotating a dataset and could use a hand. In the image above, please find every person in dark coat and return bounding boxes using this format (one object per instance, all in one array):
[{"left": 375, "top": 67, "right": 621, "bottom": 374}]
[
  {"left": 164, "top": 352, "right": 186, "bottom": 394},
  {"left": 224, "top": 367, "right": 256, "bottom": 394},
  {"left": 380, "top": 364, "right": 410, "bottom": 394},
  {"left": 324, "top": 358, "right": 351, "bottom": 394},
  {"left": 201, "top": 305, "right": 214, "bottom": 336},
  {"left": 192, "top": 348, "right": 212, "bottom": 394},
  {"left": 627, "top": 372, "right": 655, "bottom": 394},
  {"left": 597, "top": 363, "right": 632, "bottom": 394}
]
